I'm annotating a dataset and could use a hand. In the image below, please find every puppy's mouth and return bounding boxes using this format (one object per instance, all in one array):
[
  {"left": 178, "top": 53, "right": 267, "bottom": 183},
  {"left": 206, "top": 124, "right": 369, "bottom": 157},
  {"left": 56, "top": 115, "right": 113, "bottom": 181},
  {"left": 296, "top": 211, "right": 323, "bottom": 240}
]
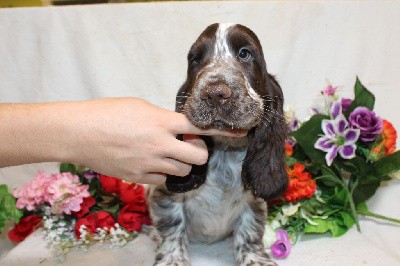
[
  {"left": 185, "top": 108, "right": 260, "bottom": 132},
  {"left": 213, "top": 120, "right": 230, "bottom": 129}
]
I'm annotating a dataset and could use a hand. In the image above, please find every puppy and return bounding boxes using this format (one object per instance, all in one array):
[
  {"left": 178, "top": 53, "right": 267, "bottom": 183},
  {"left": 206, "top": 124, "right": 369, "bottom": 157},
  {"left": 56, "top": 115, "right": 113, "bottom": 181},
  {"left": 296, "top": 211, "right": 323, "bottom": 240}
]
[{"left": 148, "top": 23, "right": 288, "bottom": 266}]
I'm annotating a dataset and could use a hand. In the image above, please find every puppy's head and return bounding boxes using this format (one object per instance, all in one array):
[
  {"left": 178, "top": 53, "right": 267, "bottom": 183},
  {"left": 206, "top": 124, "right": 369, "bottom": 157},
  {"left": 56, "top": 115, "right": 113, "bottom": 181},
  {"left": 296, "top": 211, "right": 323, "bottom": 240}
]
[
  {"left": 168, "top": 23, "right": 288, "bottom": 200},
  {"left": 177, "top": 23, "right": 267, "bottom": 134}
]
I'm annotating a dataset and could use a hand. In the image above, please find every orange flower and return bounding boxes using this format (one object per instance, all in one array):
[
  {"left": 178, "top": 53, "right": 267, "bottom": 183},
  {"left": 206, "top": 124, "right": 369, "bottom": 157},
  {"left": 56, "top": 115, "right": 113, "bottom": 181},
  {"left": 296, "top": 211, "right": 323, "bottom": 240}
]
[
  {"left": 283, "top": 163, "right": 316, "bottom": 203},
  {"left": 372, "top": 120, "right": 397, "bottom": 157},
  {"left": 285, "top": 142, "right": 294, "bottom": 157}
]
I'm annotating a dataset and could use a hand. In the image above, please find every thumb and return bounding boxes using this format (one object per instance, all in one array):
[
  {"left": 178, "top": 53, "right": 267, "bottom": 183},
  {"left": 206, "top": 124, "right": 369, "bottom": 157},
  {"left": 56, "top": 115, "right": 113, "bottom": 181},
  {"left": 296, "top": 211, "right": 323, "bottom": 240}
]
[{"left": 170, "top": 112, "right": 248, "bottom": 137}]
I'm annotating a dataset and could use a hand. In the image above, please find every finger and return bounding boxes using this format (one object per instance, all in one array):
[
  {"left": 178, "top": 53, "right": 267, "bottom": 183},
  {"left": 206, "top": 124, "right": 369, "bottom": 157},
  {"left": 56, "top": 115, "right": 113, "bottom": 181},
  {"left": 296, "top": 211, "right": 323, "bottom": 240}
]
[
  {"left": 137, "top": 173, "right": 167, "bottom": 185},
  {"left": 169, "top": 113, "right": 248, "bottom": 137},
  {"left": 183, "top": 134, "right": 207, "bottom": 148},
  {"left": 154, "top": 158, "right": 193, "bottom": 177},
  {"left": 165, "top": 138, "right": 209, "bottom": 165}
]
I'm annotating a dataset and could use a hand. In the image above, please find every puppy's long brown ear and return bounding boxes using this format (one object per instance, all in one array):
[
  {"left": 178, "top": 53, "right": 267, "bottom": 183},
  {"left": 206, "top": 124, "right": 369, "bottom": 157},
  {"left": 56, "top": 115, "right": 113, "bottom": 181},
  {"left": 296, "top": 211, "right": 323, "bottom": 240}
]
[{"left": 242, "top": 74, "right": 288, "bottom": 200}]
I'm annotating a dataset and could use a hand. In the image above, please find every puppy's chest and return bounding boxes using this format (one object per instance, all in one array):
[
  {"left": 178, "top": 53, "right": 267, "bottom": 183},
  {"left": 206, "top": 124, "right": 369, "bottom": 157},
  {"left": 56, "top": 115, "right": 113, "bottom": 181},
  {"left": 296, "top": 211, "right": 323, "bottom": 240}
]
[{"left": 183, "top": 149, "right": 250, "bottom": 242}]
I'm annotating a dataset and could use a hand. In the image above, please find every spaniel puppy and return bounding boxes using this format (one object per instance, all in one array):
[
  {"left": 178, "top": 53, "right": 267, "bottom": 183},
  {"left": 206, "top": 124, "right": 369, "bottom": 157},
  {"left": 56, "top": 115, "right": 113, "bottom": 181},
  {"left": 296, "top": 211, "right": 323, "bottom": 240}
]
[{"left": 148, "top": 23, "right": 288, "bottom": 266}]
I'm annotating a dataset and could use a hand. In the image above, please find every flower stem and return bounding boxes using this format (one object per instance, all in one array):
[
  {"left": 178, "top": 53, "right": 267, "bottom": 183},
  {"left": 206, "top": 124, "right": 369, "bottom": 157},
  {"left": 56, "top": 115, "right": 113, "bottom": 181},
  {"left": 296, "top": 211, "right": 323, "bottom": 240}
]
[
  {"left": 357, "top": 209, "right": 400, "bottom": 224},
  {"left": 347, "top": 189, "right": 361, "bottom": 232},
  {"left": 340, "top": 174, "right": 361, "bottom": 232}
]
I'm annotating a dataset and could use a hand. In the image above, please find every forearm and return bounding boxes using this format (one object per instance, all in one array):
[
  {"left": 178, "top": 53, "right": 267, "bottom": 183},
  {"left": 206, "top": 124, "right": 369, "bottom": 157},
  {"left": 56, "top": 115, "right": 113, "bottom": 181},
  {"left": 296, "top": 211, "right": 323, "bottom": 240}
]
[
  {"left": 0, "top": 98, "right": 244, "bottom": 183},
  {"left": 0, "top": 102, "right": 79, "bottom": 167}
]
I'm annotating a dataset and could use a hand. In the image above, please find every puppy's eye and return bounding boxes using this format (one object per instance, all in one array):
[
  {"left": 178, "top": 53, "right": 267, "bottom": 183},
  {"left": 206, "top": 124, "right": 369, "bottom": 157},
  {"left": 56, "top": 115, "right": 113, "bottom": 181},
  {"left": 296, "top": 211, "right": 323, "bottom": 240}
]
[{"left": 238, "top": 48, "right": 252, "bottom": 61}]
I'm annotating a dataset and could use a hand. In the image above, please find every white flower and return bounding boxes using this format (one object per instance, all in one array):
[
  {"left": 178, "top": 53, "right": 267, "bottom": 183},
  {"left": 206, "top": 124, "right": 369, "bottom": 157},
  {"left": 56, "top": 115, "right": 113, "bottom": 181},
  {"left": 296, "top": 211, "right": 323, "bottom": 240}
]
[
  {"left": 284, "top": 105, "right": 296, "bottom": 122},
  {"left": 270, "top": 220, "right": 281, "bottom": 230},
  {"left": 44, "top": 218, "right": 54, "bottom": 229},
  {"left": 300, "top": 209, "right": 329, "bottom": 226},
  {"left": 282, "top": 203, "right": 301, "bottom": 217},
  {"left": 263, "top": 224, "right": 277, "bottom": 248}
]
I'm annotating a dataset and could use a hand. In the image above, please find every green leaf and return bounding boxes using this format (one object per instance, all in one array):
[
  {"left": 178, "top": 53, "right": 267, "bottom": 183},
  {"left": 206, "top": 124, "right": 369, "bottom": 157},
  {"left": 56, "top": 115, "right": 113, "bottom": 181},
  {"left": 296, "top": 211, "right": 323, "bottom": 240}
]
[
  {"left": 103, "top": 204, "right": 120, "bottom": 219},
  {"left": 0, "top": 184, "right": 23, "bottom": 234},
  {"left": 349, "top": 152, "right": 400, "bottom": 206},
  {"left": 304, "top": 217, "right": 349, "bottom": 237},
  {"left": 304, "top": 218, "right": 330, "bottom": 234},
  {"left": 328, "top": 221, "right": 348, "bottom": 237},
  {"left": 291, "top": 144, "right": 309, "bottom": 162},
  {"left": 333, "top": 188, "right": 350, "bottom": 205},
  {"left": 339, "top": 211, "right": 356, "bottom": 228},
  {"left": 97, "top": 194, "right": 120, "bottom": 209},
  {"left": 285, "top": 156, "right": 297, "bottom": 167},
  {"left": 352, "top": 182, "right": 380, "bottom": 206},
  {"left": 372, "top": 150, "right": 400, "bottom": 178},
  {"left": 315, "top": 175, "right": 343, "bottom": 187},
  {"left": 356, "top": 201, "right": 369, "bottom": 212},
  {"left": 291, "top": 115, "right": 328, "bottom": 164},
  {"left": 60, "top": 163, "right": 77, "bottom": 174},
  {"left": 345, "top": 77, "right": 375, "bottom": 114},
  {"left": 340, "top": 156, "right": 369, "bottom": 177},
  {"left": 89, "top": 178, "right": 102, "bottom": 197}
]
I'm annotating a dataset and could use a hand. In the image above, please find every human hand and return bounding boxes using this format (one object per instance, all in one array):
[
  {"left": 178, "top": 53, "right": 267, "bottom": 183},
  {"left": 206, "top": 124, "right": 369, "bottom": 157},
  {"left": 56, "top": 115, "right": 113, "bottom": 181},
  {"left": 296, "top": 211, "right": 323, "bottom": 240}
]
[{"left": 67, "top": 98, "right": 246, "bottom": 184}]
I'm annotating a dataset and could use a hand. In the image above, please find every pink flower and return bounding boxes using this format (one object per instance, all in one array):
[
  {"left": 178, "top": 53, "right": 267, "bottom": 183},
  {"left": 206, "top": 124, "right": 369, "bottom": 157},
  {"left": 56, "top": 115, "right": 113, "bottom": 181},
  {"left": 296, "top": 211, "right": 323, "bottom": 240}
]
[
  {"left": 13, "top": 171, "right": 90, "bottom": 215},
  {"left": 271, "top": 229, "right": 291, "bottom": 258},
  {"left": 46, "top": 173, "right": 81, "bottom": 200},
  {"left": 322, "top": 85, "right": 338, "bottom": 96},
  {"left": 13, "top": 172, "right": 51, "bottom": 211},
  {"left": 46, "top": 173, "right": 90, "bottom": 215}
]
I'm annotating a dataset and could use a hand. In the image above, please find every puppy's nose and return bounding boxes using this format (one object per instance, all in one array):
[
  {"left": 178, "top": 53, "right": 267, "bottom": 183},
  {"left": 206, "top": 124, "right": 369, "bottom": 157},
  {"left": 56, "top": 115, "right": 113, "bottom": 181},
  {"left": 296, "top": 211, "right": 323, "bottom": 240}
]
[{"left": 200, "top": 83, "right": 232, "bottom": 106}]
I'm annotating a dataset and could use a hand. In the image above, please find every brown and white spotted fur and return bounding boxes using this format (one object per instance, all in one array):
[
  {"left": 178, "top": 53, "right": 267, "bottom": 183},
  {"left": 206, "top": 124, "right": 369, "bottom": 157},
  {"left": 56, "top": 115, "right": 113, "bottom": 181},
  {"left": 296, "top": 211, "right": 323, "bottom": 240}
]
[{"left": 148, "top": 23, "right": 288, "bottom": 266}]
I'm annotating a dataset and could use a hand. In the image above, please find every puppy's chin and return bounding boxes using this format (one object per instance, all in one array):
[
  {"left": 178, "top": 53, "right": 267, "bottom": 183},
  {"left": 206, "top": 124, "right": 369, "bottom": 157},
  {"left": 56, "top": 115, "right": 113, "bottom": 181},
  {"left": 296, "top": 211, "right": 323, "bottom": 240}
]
[
  {"left": 186, "top": 112, "right": 260, "bottom": 131},
  {"left": 185, "top": 115, "right": 257, "bottom": 149},
  {"left": 212, "top": 135, "right": 249, "bottom": 150}
]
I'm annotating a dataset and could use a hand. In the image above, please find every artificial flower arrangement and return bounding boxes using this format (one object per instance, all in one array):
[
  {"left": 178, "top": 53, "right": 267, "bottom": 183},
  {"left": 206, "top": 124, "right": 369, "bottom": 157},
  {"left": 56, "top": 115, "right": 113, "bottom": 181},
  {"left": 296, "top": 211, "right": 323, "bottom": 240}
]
[
  {"left": 265, "top": 78, "right": 400, "bottom": 258},
  {"left": 0, "top": 166, "right": 151, "bottom": 258},
  {"left": 0, "top": 77, "right": 399, "bottom": 260}
]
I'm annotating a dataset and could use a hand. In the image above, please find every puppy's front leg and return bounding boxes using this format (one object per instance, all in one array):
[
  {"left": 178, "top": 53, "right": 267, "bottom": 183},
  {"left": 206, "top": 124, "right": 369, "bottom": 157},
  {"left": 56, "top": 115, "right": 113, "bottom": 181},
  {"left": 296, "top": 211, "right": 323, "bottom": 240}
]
[
  {"left": 150, "top": 188, "right": 190, "bottom": 266},
  {"left": 233, "top": 199, "right": 276, "bottom": 266}
]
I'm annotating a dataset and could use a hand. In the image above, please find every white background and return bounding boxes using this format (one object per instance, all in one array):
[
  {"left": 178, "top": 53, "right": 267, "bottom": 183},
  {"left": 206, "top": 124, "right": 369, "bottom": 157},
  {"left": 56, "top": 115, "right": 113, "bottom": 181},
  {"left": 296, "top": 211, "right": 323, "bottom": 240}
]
[{"left": 0, "top": 1, "right": 399, "bottom": 265}]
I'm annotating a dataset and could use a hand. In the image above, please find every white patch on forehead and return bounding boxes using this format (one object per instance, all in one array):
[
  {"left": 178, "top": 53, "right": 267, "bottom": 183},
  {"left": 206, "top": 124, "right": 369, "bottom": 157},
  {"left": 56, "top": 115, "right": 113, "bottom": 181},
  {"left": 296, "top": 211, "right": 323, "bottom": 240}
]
[{"left": 213, "top": 23, "right": 235, "bottom": 60}]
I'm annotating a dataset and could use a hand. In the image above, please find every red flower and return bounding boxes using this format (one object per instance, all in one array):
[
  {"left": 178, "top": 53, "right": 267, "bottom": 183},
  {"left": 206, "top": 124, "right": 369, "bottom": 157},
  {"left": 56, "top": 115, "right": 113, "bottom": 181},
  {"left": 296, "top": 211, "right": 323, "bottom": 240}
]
[
  {"left": 283, "top": 163, "right": 316, "bottom": 203},
  {"left": 117, "top": 203, "right": 152, "bottom": 232},
  {"left": 74, "top": 211, "right": 116, "bottom": 239},
  {"left": 72, "top": 196, "right": 96, "bottom": 218},
  {"left": 99, "top": 174, "right": 122, "bottom": 194},
  {"left": 96, "top": 211, "right": 116, "bottom": 229},
  {"left": 74, "top": 212, "right": 97, "bottom": 239},
  {"left": 8, "top": 215, "right": 42, "bottom": 242},
  {"left": 119, "top": 183, "right": 146, "bottom": 205}
]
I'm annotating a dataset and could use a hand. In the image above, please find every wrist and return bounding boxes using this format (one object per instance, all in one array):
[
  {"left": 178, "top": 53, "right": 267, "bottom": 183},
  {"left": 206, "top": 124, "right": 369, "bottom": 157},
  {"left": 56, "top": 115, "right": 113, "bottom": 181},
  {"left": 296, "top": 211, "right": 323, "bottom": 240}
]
[{"left": 0, "top": 101, "right": 86, "bottom": 167}]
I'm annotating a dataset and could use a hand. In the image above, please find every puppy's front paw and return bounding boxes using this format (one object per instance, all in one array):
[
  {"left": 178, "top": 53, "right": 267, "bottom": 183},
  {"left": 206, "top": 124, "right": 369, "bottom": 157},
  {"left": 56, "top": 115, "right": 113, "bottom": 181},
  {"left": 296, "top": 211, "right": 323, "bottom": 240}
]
[
  {"left": 153, "top": 252, "right": 190, "bottom": 266},
  {"left": 238, "top": 252, "right": 277, "bottom": 266}
]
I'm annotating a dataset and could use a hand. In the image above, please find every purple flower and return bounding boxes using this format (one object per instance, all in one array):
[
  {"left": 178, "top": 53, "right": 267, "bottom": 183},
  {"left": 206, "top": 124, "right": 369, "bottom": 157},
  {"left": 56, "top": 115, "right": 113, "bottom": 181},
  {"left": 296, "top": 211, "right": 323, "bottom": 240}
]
[
  {"left": 315, "top": 101, "right": 360, "bottom": 166},
  {"left": 83, "top": 171, "right": 99, "bottom": 180},
  {"left": 341, "top": 98, "right": 352, "bottom": 113},
  {"left": 289, "top": 118, "right": 300, "bottom": 132},
  {"left": 271, "top": 229, "right": 291, "bottom": 258},
  {"left": 349, "top": 107, "right": 383, "bottom": 142}
]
